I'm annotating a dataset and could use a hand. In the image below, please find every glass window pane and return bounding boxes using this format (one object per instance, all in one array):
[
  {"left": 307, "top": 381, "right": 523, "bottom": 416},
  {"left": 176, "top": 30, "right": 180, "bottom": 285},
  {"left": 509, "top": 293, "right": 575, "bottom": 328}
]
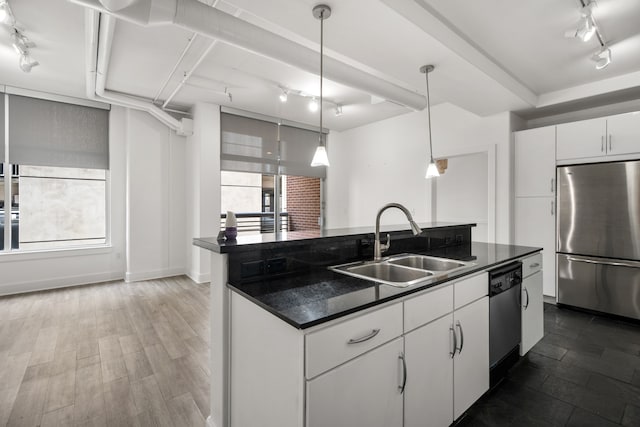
[{"left": 17, "top": 165, "right": 106, "bottom": 250}]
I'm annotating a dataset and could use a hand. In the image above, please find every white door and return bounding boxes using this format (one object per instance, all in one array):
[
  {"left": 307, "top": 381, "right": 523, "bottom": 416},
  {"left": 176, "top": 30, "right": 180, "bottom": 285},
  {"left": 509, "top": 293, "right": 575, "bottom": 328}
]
[
  {"left": 521, "top": 271, "right": 544, "bottom": 355},
  {"left": 556, "top": 118, "right": 606, "bottom": 160},
  {"left": 514, "top": 127, "right": 556, "bottom": 197},
  {"left": 404, "top": 314, "right": 454, "bottom": 427},
  {"left": 453, "top": 297, "right": 489, "bottom": 420},
  {"left": 606, "top": 113, "right": 640, "bottom": 156},
  {"left": 515, "top": 197, "right": 556, "bottom": 296},
  {"left": 306, "top": 338, "right": 404, "bottom": 427}
]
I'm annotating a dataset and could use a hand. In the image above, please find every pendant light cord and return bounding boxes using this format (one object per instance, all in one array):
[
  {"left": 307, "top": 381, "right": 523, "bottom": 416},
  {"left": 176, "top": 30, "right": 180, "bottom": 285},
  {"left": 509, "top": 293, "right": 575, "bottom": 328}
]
[
  {"left": 319, "top": 9, "right": 324, "bottom": 147},
  {"left": 425, "top": 70, "right": 434, "bottom": 163}
]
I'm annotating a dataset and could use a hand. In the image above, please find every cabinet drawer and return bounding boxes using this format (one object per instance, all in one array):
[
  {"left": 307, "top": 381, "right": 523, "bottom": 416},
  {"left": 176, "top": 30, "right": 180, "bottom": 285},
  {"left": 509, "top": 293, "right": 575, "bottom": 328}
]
[
  {"left": 305, "top": 303, "right": 403, "bottom": 379},
  {"left": 454, "top": 273, "right": 488, "bottom": 310},
  {"left": 404, "top": 284, "right": 453, "bottom": 332},
  {"left": 522, "top": 253, "right": 542, "bottom": 278}
]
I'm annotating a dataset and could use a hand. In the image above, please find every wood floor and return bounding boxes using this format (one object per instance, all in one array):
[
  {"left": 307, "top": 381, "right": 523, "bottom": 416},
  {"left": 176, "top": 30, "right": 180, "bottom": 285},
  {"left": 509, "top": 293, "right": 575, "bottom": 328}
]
[{"left": 0, "top": 276, "right": 210, "bottom": 427}]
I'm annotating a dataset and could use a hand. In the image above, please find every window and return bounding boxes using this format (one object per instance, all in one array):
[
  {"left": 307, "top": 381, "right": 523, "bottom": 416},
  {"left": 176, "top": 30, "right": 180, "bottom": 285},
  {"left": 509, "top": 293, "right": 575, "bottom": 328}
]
[
  {"left": 220, "top": 111, "right": 325, "bottom": 236},
  {"left": 0, "top": 93, "right": 109, "bottom": 252}
]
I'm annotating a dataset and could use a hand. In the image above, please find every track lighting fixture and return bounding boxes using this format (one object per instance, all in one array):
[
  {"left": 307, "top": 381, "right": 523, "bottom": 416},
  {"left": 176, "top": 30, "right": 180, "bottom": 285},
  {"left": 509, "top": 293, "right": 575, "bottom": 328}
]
[
  {"left": 334, "top": 105, "right": 343, "bottom": 116},
  {"left": 1, "top": 2, "right": 38, "bottom": 73},
  {"left": 308, "top": 97, "right": 319, "bottom": 112},
  {"left": 279, "top": 88, "right": 288, "bottom": 103},
  {"left": 310, "top": 4, "right": 330, "bottom": 168},
  {"left": 592, "top": 46, "right": 611, "bottom": 70}
]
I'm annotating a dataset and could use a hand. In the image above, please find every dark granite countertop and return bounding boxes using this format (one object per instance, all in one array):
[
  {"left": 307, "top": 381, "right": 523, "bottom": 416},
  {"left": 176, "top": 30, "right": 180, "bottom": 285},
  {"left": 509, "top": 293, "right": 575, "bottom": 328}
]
[
  {"left": 193, "top": 222, "right": 475, "bottom": 254},
  {"left": 228, "top": 242, "right": 541, "bottom": 329}
]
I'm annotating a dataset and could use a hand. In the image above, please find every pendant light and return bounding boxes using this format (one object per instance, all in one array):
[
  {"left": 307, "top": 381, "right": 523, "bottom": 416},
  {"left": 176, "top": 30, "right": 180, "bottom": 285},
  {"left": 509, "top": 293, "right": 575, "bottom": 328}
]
[
  {"left": 310, "top": 4, "right": 331, "bottom": 167},
  {"left": 420, "top": 64, "right": 439, "bottom": 179}
]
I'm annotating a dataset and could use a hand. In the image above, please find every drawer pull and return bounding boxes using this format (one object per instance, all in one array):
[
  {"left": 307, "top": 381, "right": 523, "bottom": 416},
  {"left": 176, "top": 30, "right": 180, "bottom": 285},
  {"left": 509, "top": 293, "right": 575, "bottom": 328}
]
[
  {"left": 529, "top": 262, "right": 540, "bottom": 268},
  {"left": 347, "top": 329, "right": 381, "bottom": 344}
]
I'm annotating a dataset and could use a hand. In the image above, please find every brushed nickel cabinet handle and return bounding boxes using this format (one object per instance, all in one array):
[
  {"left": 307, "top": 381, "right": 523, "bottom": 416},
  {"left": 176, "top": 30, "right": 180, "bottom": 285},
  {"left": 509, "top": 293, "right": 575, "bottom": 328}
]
[
  {"left": 523, "top": 287, "right": 530, "bottom": 310},
  {"left": 551, "top": 178, "right": 554, "bottom": 193},
  {"left": 529, "top": 262, "right": 540, "bottom": 268},
  {"left": 551, "top": 201, "right": 554, "bottom": 215},
  {"left": 609, "top": 134, "right": 612, "bottom": 151},
  {"left": 456, "top": 321, "right": 464, "bottom": 354},
  {"left": 450, "top": 325, "right": 457, "bottom": 358},
  {"left": 398, "top": 353, "right": 407, "bottom": 394},
  {"left": 347, "top": 328, "right": 380, "bottom": 344},
  {"left": 601, "top": 136, "right": 604, "bottom": 152}
]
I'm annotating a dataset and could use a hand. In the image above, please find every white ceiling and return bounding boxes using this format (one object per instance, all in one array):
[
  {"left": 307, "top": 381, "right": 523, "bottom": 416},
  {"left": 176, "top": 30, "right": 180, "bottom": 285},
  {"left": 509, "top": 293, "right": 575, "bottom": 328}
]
[{"left": 1, "top": 0, "right": 640, "bottom": 131}]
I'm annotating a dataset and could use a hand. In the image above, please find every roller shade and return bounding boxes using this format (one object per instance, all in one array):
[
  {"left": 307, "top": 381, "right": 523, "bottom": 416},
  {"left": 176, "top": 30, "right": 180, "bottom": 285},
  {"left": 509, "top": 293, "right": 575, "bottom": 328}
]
[
  {"left": 0, "top": 93, "right": 4, "bottom": 163},
  {"left": 8, "top": 95, "right": 109, "bottom": 169},
  {"left": 279, "top": 125, "right": 326, "bottom": 179},
  {"left": 220, "top": 112, "right": 327, "bottom": 178},
  {"left": 220, "top": 113, "right": 278, "bottom": 174}
]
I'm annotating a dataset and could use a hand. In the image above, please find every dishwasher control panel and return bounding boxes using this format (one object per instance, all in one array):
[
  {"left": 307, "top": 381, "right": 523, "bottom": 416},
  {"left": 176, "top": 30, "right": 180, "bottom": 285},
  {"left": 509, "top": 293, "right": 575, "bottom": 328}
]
[{"left": 489, "top": 261, "right": 522, "bottom": 296}]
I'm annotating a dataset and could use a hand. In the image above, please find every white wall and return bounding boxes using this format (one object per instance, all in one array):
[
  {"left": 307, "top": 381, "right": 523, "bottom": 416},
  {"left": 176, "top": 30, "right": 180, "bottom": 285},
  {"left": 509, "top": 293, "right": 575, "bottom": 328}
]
[
  {"left": 0, "top": 106, "right": 127, "bottom": 295},
  {"left": 185, "top": 103, "right": 221, "bottom": 284},
  {"left": 326, "top": 111, "right": 433, "bottom": 229},
  {"left": 326, "top": 103, "right": 513, "bottom": 244},
  {"left": 124, "top": 108, "right": 187, "bottom": 282}
]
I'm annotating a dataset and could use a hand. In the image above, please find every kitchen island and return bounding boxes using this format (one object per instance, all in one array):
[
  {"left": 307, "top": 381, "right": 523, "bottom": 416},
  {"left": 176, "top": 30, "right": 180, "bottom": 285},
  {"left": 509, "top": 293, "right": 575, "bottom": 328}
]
[{"left": 194, "top": 223, "right": 542, "bottom": 427}]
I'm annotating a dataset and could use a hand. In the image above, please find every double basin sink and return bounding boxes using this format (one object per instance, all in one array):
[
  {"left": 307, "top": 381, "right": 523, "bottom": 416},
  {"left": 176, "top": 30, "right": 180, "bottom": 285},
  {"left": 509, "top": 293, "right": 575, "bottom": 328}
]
[{"left": 330, "top": 254, "right": 476, "bottom": 288}]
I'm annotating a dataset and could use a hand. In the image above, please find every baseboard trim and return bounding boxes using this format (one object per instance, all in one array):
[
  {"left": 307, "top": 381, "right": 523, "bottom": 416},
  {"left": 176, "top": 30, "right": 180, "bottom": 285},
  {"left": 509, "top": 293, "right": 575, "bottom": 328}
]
[
  {"left": 186, "top": 271, "right": 211, "bottom": 284},
  {"left": 125, "top": 267, "right": 186, "bottom": 283},
  {"left": 0, "top": 271, "right": 124, "bottom": 296}
]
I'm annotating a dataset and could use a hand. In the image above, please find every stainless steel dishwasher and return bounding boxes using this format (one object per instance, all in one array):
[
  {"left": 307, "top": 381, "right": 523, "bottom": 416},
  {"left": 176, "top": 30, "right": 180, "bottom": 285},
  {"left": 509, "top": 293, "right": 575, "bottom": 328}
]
[{"left": 488, "top": 261, "right": 522, "bottom": 387}]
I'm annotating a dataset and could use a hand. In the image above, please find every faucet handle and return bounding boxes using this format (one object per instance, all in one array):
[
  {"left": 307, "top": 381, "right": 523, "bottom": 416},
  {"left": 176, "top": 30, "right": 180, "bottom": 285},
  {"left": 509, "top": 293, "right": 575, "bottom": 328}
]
[{"left": 380, "top": 233, "right": 391, "bottom": 254}]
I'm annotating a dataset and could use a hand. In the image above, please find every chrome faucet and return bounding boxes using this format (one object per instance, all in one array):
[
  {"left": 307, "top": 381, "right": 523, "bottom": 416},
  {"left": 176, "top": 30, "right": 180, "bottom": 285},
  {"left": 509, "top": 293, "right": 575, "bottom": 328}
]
[{"left": 374, "top": 203, "right": 422, "bottom": 262}]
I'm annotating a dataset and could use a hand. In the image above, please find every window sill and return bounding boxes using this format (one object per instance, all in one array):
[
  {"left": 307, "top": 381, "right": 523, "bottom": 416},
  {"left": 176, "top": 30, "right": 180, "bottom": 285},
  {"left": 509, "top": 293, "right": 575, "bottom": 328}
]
[{"left": 0, "top": 245, "right": 114, "bottom": 262}]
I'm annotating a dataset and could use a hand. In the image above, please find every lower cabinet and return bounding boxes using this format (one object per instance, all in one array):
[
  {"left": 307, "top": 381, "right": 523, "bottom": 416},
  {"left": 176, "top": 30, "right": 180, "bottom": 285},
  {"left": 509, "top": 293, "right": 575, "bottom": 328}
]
[
  {"left": 404, "top": 297, "right": 489, "bottom": 427},
  {"left": 520, "top": 254, "right": 544, "bottom": 355},
  {"left": 306, "top": 338, "right": 404, "bottom": 427}
]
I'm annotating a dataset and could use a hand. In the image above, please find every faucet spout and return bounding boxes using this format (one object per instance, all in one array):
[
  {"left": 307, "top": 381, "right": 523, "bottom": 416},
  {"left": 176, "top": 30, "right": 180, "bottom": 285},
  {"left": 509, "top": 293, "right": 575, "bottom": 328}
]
[{"left": 374, "top": 203, "right": 422, "bottom": 262}]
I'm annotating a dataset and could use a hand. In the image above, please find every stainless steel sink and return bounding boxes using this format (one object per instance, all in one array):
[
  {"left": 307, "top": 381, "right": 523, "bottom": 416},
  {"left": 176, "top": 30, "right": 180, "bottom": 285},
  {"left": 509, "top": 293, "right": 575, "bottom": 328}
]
[
  {"left": 387, "top": 254, "right": 468, "bottom": 272},
  {"left": 330, "top": 254, "right": 475, "bottom": 288}
]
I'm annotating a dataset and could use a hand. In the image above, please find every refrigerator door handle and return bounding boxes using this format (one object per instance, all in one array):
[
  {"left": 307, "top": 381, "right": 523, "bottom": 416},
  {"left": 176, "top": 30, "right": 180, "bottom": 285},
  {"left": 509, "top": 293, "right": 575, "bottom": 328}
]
[{"left": 566, "top": 256, "right": 640, "bottom": 269}]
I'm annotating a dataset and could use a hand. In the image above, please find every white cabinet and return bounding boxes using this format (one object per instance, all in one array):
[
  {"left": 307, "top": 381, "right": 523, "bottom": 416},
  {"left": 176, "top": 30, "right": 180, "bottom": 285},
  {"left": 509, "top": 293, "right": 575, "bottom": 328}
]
[
  {"left": 606, "top": 112, "right": 640, "bottom": 156},
  {"left": 514, "top": 127, "right": 556, "bottom": 197},
  {"left": 404, "top": 275, "right": 489, "bottom": 427},
  {"left": 404, "top": 314, "right": 454, "bottom": 427},
  {"left": 307, "top": 337, "right": 404, "bottom": 427},
  {"left": 556, "top": 113, "right": 640, "bottom": 161},
  {"left": 515, "top": 198, "right": 555, "bottom": 296},
  {"left": 520, "top": 254, "right": 544, "bottom": 356},
  {"left": 556, "top": 118, "right": 606, "bottom": 160},
  {"left": 453, "top": 297, "right": 489, "bottom": 419},
  {"left": 514, "top": 127, "right": 556, "bottom": 297}
]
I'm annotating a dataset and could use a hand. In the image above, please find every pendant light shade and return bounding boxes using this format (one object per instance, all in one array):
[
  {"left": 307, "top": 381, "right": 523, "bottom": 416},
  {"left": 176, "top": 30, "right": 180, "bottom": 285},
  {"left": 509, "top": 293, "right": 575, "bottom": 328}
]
[
  {"left": 420, "top": 64, "right": 439, "bottom": 179},
  {"left": 310, "top": 4, "right": 331, "bottom": 167}
]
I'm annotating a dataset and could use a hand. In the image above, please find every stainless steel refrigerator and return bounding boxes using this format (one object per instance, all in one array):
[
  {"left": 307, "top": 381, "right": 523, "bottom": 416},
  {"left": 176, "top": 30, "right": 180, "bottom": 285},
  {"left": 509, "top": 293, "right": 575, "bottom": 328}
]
[{"left": 557, "top": 159, "right": 640, "bottom": 320}]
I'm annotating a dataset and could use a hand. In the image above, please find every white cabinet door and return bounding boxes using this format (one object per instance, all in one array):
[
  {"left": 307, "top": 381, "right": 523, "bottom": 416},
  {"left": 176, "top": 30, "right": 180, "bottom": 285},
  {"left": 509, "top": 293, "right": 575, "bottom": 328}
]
[
  {"left": 453, "top": 297, "right": 489, "bottom": 420},
  {"left": 515, "top": 197, "right": 556, "bottom": 297},
  {"left": 606, "top": 112, "right": 640, "bottom": 156},
  {"left": 521, "top": 271, "right": 544, "bottom": 355},
  {"left": 556, "top": 118, "right": 606, "bottom": 160},
  {"left": 306, "top": 338, "right": 404, "bottom": 427},
  {"left": 404, "top": 314, "right": 454, "bottom": 427},
  {"left": 514, "top": 127, "right": 556, "bottom": 197}
]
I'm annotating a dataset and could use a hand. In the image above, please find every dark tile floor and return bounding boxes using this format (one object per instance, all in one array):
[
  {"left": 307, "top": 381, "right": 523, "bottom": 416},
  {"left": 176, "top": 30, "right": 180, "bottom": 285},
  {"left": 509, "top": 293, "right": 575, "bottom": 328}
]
[{"left": 458, "top": 303, "right": 640, "bottom": 427}]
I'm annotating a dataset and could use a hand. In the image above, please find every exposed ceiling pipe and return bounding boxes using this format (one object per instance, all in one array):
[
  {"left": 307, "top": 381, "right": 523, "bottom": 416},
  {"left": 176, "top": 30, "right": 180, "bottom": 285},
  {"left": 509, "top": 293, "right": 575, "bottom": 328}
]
[
  {"left": 85, "top": 9, "right": 193, "bottom": 135},
  {"left": 70, "top": 0, "right": 428, "bottom": 111}
]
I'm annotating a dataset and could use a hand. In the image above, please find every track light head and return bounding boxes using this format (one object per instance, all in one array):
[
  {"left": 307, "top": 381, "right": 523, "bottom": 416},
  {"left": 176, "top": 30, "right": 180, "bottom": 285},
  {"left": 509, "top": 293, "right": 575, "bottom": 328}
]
[
  {"left": 0, "top": 1, "right": 14, "bottom": 25},
  {"left": 279, "top": 90, "right": 288, "bottom": 103},
  {"left": 19, "top": 53, "right": 38, "bottom": 73},
  {"left": 591, "top": 47, "right": 611, "bottom": 70},
  {"left": 334, "top": 105, "right": 343, "bottom": 116},
  {"left": 308, "top": 97, "right": 319, "bottom": 112}
]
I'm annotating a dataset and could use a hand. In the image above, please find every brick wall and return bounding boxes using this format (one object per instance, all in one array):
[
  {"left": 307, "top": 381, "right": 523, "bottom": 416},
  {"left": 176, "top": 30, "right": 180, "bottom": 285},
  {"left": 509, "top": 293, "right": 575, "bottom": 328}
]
[{"left": 286, "top": 176, "right": 320, "bottom": 231}]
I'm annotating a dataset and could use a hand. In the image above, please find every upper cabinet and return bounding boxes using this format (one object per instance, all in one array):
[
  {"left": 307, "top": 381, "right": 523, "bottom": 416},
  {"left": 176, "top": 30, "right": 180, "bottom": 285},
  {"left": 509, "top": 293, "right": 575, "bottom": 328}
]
[
  {"left": 514, "top": 126, "right": 556, "bottom": 197},
  {"left": 557, "top": 113, "right": 640, "bottom": 161},
  {"left": 606, "top": 112, "right": 640, "bottom": 156}
]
